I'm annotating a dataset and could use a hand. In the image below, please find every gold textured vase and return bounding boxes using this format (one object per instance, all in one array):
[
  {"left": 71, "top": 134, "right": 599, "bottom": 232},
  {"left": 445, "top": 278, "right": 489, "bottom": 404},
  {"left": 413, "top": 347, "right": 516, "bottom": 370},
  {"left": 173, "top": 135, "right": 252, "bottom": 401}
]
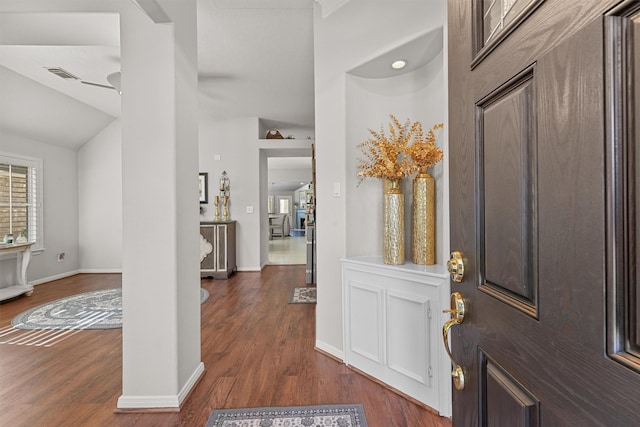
[
  {"left": 383, "top": 178, "right": 405, "bottom": 265},
  {"left": 412, "top": 172, "right": 435, "bottom": 265}
]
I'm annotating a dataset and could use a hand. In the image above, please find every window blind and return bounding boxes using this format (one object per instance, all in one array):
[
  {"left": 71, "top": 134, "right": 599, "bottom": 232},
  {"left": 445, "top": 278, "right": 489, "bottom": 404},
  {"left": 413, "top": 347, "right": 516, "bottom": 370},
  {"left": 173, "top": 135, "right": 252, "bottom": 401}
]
[{"left": 0, "top": 157, "right": 39, "bottom": 244}]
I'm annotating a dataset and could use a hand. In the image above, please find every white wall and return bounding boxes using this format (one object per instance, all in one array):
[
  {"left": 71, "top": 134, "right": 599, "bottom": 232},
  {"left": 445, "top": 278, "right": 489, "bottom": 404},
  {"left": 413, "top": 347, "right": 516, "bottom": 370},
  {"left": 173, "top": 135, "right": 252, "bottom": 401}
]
[
  {"left": 0, "top": 129, "right": 81, "bottom": 286},
  {"left": 345, "top": 52, "right": 446, "bottom": 261},
  {"left": 118, "top": 0, "right": 202, "bottom": 408},
  {"left": 72, "top": 114, "right": 276, "bottom": 275},
  {"left": 259, "top": 150, "right": 269, "bottom": 267},
  {"left": 78, "top": 119, "right": 122, "bottom": 272},
  {"left": 313, "top": 0, "right": 447, "bottom": 357},
  {"left": 268, "top": 167, "right": 312, "bottom": 184},
  {"left": 199, "top": 116, "right": 262, "bottom": 271}
]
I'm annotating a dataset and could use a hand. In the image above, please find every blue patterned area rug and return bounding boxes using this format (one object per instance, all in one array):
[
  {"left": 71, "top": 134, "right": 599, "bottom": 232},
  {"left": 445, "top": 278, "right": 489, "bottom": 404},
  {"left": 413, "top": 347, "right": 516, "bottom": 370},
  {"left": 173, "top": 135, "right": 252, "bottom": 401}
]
[
  {"left": 205, "top": 404, "right": 368, "bottom": 427},
  {"left": 11, "top": 288, "right": 209, "bottom": 330},
  {"left": 289, "top": 287, "right": 316, "bottom": 304}
]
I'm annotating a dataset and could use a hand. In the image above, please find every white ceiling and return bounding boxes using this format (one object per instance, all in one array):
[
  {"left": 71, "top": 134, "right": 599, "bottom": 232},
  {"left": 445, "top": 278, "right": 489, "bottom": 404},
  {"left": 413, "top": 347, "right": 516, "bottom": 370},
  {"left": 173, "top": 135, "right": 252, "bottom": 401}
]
[
  {"left": 0, "top": 0, "right": 435, "bottom": 176},
  {"left": 0, "top": 0, "right": 316, "bottom": 150}
]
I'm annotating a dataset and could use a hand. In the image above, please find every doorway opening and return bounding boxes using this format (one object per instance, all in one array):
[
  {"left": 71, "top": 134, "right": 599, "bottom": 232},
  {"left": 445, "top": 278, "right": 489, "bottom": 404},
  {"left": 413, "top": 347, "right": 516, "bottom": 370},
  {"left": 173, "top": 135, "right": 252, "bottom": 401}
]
[{"left": 267, "top": 157, "right": 311, "bottom": 265}]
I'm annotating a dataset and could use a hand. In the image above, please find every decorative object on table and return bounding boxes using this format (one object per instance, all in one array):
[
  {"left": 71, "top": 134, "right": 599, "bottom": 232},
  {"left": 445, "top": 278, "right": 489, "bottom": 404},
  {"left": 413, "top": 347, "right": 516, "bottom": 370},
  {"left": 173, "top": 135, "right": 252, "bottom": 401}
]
[
  {"left": 11, "top": 288, "right": 209, "bottom": 331},
  {"left": 289, "top": 287, "right": 317, "bottom": 304},
  {"left": 214, "top": 195, "right": 221, "bottom": 221},
  {"left": 3, "top": 233, "right": 14, "bottom": 244},
  {"left": 15, "top": 230, "right": 28, "bottom": 244},
  {"left": 265, "top": 129, "right": 284, "bottom": 139},
  {"left": 219, "top": 171, "right": 230, "bottom": 220},
  {"left": 222, "top": 196, "right": 229, "bottom": 220},
  {"left": 357, "top": 115, "right": 417, "bottom": 265},
  {"left": 199, "top": 172, "right": 208, "bottom": 204},
  {"left": 205, "top": 404, "right": 368, "bottom": 427},
  {"left": 406, "top": 122, "right": 444, "bottom": 265}
]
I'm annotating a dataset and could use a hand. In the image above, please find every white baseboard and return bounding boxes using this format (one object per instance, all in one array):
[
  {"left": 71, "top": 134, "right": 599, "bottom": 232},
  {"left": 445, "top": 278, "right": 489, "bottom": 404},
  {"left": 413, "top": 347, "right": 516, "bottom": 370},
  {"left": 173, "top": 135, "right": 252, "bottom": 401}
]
[
  {"left": 315, "top": 339, "right": 344, "bottom": 362},
  {"left": 30, "top": 270, "right": 80, "bottom": 286},
  {"left": 29, "top": 269, "right": 122, "bottom": 287},
  {"left": 78, "top": 269, "right": 122, "bottom": 274},
  {"left": 117, "top": 394, "right": 181, "bottom": 410},
  {"left": 117, "top": 362, "right": 205, "bottom": 410},
  {"left": 178, "top": 362, "right": 205, "bottom": 405},
  {"left": 237, "top": 266, "right": 261, "bottom": 272}
]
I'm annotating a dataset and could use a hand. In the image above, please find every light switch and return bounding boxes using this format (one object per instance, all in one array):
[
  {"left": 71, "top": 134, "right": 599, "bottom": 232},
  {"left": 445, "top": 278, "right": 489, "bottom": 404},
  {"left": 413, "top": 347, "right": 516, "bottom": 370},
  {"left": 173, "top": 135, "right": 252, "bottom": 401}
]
[
  {"left": 246, "top": 206, "right": 254, "bottom": 214},
  {"left": 333, "top": 182, "right": 341, "bottom": 197},
  {"left": 214, "top": 154, "right": 221, "bottom": 161}
]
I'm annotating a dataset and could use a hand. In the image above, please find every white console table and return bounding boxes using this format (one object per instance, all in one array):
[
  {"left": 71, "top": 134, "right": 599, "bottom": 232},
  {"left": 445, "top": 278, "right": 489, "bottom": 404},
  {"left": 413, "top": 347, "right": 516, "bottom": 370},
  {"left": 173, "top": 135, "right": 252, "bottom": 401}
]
[
  {"left": 0, "top": 242, "right": 34, "bottom": 302},
  {"left": 341, "top": 256, "right": 452, "bottom": 416}
]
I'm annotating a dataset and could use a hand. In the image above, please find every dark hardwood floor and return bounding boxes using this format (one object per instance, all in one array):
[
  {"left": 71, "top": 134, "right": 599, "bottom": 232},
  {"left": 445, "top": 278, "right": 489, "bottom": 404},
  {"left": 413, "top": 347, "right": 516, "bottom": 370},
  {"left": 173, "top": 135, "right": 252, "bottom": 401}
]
[{"left": 0, "top": 266, "right": 451, "bottom": 427}]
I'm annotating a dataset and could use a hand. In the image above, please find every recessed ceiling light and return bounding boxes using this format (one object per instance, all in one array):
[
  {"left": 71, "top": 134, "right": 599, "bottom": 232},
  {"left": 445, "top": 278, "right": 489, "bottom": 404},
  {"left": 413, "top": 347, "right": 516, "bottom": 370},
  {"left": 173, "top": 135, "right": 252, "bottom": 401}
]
[{"left": 391, "top": 60, "right": 407, "bottom": 70}]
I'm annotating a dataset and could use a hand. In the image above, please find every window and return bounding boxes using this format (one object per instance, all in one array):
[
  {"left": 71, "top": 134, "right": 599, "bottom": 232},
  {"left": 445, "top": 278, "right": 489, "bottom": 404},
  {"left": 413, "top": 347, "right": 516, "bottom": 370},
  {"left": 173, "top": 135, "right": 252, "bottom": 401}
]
[
  {"left": 279, "top": 198, "right": 290, "bottom": 215},
  {"left": 0, "top": 153, "right": 42, "bottom": 250}
]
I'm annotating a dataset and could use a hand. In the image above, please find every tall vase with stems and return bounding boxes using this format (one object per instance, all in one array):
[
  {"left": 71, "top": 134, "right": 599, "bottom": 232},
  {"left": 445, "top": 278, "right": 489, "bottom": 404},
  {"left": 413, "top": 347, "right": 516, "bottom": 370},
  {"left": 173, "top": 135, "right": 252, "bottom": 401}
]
[
  {"left": 383, "top": 178, "right": 405, "bottom": 265},
  {"left": 412, "top": 169, "right": 435, "bottom": 265}
]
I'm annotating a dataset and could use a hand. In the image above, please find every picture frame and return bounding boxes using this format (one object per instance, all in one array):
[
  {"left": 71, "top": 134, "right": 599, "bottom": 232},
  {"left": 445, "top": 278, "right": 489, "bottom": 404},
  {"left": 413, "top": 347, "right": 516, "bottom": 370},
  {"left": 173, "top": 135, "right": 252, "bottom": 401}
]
[{"left": 199, "top": 173, "right": 208, "bottom": 204}]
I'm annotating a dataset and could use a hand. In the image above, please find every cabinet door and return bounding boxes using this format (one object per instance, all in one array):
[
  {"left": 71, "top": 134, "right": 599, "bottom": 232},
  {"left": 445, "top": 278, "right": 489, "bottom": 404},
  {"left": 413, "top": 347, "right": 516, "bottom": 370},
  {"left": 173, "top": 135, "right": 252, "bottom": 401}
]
[
  {"left": 215, "top": 224, "right": 227, "bottom": 272},
  {"left": 200, "top": 224, "right": 216, "bottom": 272}
]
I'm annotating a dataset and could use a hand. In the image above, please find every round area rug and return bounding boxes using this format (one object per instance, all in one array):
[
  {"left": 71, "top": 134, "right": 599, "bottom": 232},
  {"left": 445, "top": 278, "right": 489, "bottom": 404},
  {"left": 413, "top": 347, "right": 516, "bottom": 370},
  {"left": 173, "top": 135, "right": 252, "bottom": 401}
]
[{"left": 12, "top": 288, "right": 209, "bottom": 330}]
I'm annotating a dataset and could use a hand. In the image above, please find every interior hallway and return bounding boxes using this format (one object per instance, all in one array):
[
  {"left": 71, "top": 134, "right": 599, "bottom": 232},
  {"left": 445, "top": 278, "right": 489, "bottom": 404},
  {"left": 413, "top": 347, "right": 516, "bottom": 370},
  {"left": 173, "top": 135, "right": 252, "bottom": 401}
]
[
  {"left": 0, "top": 267, "right": 450, "bottom": 426},
  {"left": 268, "top": 235, "right": 306, "bottom": 264}
]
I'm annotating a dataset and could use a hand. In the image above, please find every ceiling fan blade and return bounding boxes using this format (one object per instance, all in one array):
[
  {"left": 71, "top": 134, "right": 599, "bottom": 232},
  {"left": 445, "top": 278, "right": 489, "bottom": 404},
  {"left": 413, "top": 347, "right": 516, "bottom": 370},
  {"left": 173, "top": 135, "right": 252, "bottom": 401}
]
[
  {"left": 80, "top": 80, "right": 117, "bottom": 91},
  {"left": 106, "top": 72, "right": 121, "bottom": 92}
]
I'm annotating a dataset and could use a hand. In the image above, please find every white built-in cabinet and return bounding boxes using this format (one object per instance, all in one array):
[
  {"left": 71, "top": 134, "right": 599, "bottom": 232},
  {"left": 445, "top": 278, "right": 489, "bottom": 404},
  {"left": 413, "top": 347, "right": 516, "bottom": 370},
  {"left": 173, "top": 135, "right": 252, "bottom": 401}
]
[{"left": 341, "top": 256, "right": 451, "bottom": 415}]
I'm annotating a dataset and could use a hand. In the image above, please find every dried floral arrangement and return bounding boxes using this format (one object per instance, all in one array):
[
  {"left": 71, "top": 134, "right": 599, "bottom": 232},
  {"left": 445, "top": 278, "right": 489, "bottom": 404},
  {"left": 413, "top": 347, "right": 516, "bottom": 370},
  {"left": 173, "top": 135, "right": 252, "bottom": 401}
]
[
  {"left": 357, "top": 115, "right": 444, "bottom": 184},
  {"left": 406, "top": 122, "right": 444, "bottom": 173}
]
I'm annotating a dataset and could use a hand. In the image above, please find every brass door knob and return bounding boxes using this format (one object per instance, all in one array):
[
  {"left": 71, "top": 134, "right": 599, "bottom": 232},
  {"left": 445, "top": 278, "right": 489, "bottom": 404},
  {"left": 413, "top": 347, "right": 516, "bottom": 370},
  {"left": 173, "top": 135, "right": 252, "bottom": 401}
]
[
  {"left": 442, "top": 292, "right": 466, "bottom": 390},
  {"left": 447, "top": 251, "right": 465, "bottom": 283}
]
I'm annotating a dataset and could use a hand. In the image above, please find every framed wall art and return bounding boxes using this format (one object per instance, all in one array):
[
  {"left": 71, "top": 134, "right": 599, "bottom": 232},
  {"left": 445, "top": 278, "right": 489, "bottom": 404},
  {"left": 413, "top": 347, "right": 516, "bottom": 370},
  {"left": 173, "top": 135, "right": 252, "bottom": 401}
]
[{"left": 199, "top": 173, "right": 208, "bottom": 204}]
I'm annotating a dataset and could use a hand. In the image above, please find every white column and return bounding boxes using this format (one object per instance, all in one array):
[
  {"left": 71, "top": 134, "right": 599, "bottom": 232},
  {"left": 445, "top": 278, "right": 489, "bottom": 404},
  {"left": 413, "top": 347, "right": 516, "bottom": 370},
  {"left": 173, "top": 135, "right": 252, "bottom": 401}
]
[{"left": 118, "top": 0, "right": 202, "bottom": 410}]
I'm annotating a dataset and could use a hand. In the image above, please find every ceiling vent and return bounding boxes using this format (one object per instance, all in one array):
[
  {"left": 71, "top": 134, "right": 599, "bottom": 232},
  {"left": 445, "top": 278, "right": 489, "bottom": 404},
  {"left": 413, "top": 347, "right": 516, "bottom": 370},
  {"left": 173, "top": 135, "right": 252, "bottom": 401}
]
[{"left": 46, "top": 67, "right": 80, "bottom": 80}]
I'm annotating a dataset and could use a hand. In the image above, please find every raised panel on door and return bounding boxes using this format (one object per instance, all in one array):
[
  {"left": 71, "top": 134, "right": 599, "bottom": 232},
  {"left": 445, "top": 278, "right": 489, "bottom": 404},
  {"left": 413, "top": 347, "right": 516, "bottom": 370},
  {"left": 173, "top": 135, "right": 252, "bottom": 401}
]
[
  {"left": 386, "top": 289, "right": 431, "bottom": 386},
  {"left": 348, "top": 280, "right": 384, "bottom": 364},
  {"left": 480, "top": 352, "right": 539, "bottom": 427},
  {"left": 477, "top": 68, "right": 538, "bottom": 317},
  {"left": 607, "top": 1, "right": 640, "bottom": 373}
]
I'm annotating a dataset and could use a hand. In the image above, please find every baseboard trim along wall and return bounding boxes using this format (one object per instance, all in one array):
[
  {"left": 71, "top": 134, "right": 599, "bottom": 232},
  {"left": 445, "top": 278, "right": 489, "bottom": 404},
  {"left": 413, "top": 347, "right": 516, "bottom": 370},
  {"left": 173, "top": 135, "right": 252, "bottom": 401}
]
[
  {"left": 29, "top": 269, "right": 123, "bottom": 287},
  {"left": 78, "top": 269, "right": 123, "bottom": 274},
  {"left": 30, "top": 270, "right": 80, "bottom": 286},
  {"left": 116, "top": 362, "right": 205, "bottom": 410},
  {"left": 315, "top": 340, "right": 344, "bottom": 362}
]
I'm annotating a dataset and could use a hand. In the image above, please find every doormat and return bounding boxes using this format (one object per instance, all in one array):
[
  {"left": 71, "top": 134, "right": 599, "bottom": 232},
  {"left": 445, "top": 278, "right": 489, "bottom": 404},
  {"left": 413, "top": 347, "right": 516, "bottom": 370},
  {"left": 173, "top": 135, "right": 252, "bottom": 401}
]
[
  {"left": 289, "top": 287, "right": 316, "bottom": 304},
  {"left": 205, "top": 404, "right": 367, "bottom": 427}
]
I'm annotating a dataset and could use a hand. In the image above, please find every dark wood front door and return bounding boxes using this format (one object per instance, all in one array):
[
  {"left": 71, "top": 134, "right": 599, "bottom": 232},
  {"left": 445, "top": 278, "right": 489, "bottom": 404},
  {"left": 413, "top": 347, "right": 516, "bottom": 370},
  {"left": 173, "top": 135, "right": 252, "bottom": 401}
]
[{"left": 448, "top": 0, "right": 640, "bottom": 424}]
